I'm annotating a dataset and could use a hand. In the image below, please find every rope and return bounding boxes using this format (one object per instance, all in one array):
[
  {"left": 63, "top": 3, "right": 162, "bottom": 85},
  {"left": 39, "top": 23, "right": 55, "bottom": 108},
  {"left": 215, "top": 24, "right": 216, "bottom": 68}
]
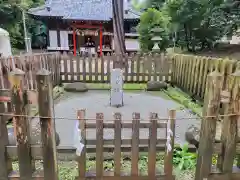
[{"left": 0, "top": 112, "right": 238, "bottom": 121}]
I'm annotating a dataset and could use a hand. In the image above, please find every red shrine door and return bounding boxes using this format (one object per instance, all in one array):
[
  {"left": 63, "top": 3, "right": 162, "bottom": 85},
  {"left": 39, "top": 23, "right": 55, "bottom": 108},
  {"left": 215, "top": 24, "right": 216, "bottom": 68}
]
[{"left": 71, "top": 24, "right": 103, "bottom": 56}]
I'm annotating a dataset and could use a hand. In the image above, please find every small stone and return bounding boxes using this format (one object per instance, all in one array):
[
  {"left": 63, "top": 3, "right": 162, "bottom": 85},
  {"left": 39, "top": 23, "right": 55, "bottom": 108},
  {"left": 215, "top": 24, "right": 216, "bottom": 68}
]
[
  {"left": 146, "top": 81, "right": 168, "bottom": 91},
  {"left": 64, "top": 83, "right": 88, "bottom": 92},
  {"left": 185, "top": 125, "right": 200, "bottom": 148}
]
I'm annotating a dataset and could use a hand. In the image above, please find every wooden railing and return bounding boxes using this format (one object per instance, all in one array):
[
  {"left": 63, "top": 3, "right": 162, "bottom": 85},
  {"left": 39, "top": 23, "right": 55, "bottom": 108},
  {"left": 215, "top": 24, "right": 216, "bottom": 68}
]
[
  {"left": 170, "top": 53, "right": 238, "bottom": 100},
  {"left": 0, "top": 67, "right": 176, "bottom": 179},
  {"left": 0, "top": 52, "right": 61, "bottom": 90},
  {"left": 60, "top": 53, "right": 172, "bottom": 83}
]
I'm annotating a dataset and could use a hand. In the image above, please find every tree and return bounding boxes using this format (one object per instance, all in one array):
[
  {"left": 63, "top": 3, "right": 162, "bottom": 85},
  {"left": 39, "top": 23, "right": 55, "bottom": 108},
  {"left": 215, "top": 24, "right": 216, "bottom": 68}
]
[
  {"left": 0, "top": 0, "right": 44, "bottom": 49},
  {"left": 137, "top": 0, "right": 240, "bottom": 52},
  {"left": 112, "top": 0, "right": 126, "bottom": 56},
  {"left": 137, "top": 8, "right": 170, "bottom": 51}
]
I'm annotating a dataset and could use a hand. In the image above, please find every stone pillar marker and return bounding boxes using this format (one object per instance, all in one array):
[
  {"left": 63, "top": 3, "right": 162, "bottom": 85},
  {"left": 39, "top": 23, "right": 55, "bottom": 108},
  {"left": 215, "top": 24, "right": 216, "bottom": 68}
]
[{"left": 110, "top": 68, "right": 124, "bottom": 107}]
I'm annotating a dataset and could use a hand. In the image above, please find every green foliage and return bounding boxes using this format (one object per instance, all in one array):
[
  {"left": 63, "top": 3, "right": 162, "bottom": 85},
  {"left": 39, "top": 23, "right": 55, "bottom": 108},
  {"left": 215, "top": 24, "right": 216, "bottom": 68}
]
[
  {"left": 137, "top": 8, "right": 171, "bottom": 51},
  {"left": 138, "top": 0, "right": 240, "bottom": 52},
  {"left": 173, "top": 144, "right": 197, "bottom": 171},
  {"left": 0, "top": 0, "right": 44, "bottom": 49}
]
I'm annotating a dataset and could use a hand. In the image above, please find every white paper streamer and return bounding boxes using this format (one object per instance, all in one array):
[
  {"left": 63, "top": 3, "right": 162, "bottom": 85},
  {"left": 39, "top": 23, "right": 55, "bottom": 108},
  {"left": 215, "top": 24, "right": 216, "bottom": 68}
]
[
  {"left": 73, "top": 120, "right": 84, "bottom": 156},
  {"left": 166, "top": 120, "right": 173, "bottom": 154}
]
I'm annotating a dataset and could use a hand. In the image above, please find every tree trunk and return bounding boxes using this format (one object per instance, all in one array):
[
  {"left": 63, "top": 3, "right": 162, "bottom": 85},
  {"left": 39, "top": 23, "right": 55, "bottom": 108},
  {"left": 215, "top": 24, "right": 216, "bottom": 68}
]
[{"left": 112, "top": 0, "right": 126, "bottom": 68}]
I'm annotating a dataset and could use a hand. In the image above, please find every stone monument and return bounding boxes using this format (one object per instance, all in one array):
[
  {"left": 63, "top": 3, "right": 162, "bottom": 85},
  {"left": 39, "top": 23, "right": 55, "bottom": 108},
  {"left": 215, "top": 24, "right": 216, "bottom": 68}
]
[{"left": 110, "top": 68, "right": 123, "bottom": 107}]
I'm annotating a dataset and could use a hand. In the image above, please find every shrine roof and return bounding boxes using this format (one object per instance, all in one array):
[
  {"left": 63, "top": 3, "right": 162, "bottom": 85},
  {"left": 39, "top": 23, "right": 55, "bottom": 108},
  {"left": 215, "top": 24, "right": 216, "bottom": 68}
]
[{"left": 28, "top": 0, "right": 140, "bottom": 21}]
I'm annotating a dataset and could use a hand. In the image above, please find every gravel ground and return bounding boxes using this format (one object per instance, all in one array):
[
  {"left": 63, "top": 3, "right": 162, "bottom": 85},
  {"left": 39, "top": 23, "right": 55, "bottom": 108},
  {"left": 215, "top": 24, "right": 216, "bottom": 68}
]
[{"left": 49, "top": 90, "right": 200, "bottom": 147}]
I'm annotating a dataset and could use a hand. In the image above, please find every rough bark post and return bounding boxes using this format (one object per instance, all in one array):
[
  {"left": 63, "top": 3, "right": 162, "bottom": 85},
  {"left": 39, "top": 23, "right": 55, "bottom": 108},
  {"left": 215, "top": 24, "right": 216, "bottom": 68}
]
[
  {"left": 9, "top": 68, "right": 33, "bottom": 180},
  {"left": 195, "top": 70, "right": 223, "bottom": 180},
  {"left": 36, "top": 69, "right": 58, "bottom": 180},
  {"left": 218, "top": 63, "right": 240, "bottom": 172},
  {"left": 112, "top": 0, "right": 126, "bottom": 68},
  {"left": 0, "top": 101, "right": 12, "bottom": 179}
]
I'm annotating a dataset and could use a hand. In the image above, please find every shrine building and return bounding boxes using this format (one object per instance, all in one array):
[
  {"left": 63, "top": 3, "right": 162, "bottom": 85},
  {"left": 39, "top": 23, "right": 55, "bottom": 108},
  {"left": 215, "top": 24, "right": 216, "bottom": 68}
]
[{"left": 28, "top": 0, "right": 140, "bottom": 56}]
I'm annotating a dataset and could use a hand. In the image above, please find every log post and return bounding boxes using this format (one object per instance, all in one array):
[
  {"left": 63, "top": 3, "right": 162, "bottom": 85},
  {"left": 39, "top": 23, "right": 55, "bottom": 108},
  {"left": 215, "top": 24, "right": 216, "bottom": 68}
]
[
  {"left": 0, "top": 101, "right": 12, "bottom": 179},
  {"left": 9, "top": 68, "right": 33, "bottom": 180},
  {"left": 36, "top": 69, "right": 58, "bottom": 180},
  {"left": 195, "top": 70, "right": 223, "bottom": 180},
  {"left": 218, "top": 63, "right": 240, "bottom": 171}
]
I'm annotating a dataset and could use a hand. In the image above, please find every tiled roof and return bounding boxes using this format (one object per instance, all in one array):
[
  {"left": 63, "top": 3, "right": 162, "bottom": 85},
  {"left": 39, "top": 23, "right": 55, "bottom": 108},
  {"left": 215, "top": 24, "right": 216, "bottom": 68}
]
[{"left": 28, "top": 0, "right": 140, "bottom": 20}]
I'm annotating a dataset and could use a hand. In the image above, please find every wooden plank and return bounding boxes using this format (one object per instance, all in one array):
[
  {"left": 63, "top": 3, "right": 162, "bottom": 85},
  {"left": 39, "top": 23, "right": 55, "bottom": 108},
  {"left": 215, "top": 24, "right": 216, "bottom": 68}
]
[
  {"left": 63, "top": 53, "right": 68, "bottom": 81},
  {"left": 82, "top": 56, "right": 87, "bottom": 82},
  {"left": 107, "top": 54, "right": 111, "bottom": 82},
  {"left": 95, "top": 58, "right": 99, "bottom": 82},
  {"left": 114, "top": 113, "right": 122, "bottom": 176},
  {"left": 76, "top": 56, "right": 80, "bottom": 81},
  {"left": 124, "top": 54, "right": 129, "bottom": 82},
  {"left": 164, "top": 110, "right": 176, "bottom": 180},
  {"left": 148, "top": 112, "right": 157, "bottom": 176},
  {"left": 131, "top": 112, "right": 140, "bottom": 176},
  {"left": 195, "top": 70, "right": 223, "bottom": 180},
  {"left": 201, "top": 58, "right": 210, "bottom": 98},
  {"left": 136, "top": 55, "right": 141, "bottom": 82},
  {"left": 96, "top": 113, "right": 104, "bottom": 177},
  {"left": 77, "top": 109, "right": 86, "bottom": 178},
  {"left": 88, "top": 57, "right": 93, "bottom": 82},
  {"left": 197, "top": 57, "right": 205, "bottom": 98},
  {"left": 100, "top": 56, "right": 105, "bottom": 82},
  {"left": 8, "top": 68, "right": 33, "bottom": 180},
  {"left": 36, "top": 69, "right": 58, "bottom": 180},
  {"left": 130, "top": 53, "right": 135, "bottom": 82},
  {"left": 70, "top": 55, "right": 75, "bottom": 82}
]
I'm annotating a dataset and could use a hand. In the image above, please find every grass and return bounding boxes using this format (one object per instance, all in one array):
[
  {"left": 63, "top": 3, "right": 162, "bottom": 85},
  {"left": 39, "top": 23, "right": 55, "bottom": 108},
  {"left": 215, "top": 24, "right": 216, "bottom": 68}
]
[
  {"left": 163, "top": 87, "right": 202, "bottom": 116},
  {"left": 11, "top": 154, "right": 195, "bottom": 180},
  {"left": 86, "top": 83, "right": 146, "bottom": 90}
]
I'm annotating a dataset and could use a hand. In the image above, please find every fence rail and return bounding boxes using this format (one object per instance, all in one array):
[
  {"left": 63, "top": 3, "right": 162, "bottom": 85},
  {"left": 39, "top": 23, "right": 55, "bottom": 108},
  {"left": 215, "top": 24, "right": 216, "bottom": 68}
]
[{"left": 60, "top": 53, "right": 172, "bottom": 83}]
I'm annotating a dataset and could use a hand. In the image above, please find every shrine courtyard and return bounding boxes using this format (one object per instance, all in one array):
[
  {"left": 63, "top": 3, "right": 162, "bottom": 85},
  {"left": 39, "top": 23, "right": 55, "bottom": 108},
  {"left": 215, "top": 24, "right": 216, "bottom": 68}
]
[{"left": 46, "top": 87, "right": 200, "bottom": 147}]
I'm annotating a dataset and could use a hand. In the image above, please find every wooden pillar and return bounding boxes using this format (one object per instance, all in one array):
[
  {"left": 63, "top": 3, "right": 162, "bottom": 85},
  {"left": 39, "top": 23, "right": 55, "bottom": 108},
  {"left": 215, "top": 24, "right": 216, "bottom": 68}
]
[
  {"left": 195, "top": 69, "right": 223, "bottom": 180},
  {"left": 0, "top": 99, "right": 12, "bottom": 179},
  {"left": 36, "top": 69, "right": 58, "bottom": 180},
  {"left": 73, "top": 28, "right": 77, "bottom": 56},
  {"left": 99, "top": 28, "right": 103, "bottom": 56},
  {"left": 218, "top": 63, "right": 240, "bottom": 172},
  {"left": 9, "top": 68, "right": 34, "bottom": 180}
]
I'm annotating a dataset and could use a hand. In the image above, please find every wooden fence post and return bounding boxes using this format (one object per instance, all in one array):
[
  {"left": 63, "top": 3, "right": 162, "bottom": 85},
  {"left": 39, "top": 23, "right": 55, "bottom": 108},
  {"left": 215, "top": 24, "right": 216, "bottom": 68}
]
[
  {"left": 217, "top": 63, "right": 240, "bottom": 172},
  {"left": 36, "top": 69, "right": 58, "bottom": 180},
  {"left": 131, "top": 112, "right": 140, "bottom": 176},
  {"left": 195, "top": 70, "right": 223, "bottom": 180},
  {"left": 0, "top": 102, "right": 12, "bottom": 179},
  {"left": 164, "top": 109, "right": 176, "bottom": 180},
  {"left": 9, "top": 68, "right": 33, "bottom": 179},
  {"left": 77, "top": 109, "right": 86, "bottom": 179}
]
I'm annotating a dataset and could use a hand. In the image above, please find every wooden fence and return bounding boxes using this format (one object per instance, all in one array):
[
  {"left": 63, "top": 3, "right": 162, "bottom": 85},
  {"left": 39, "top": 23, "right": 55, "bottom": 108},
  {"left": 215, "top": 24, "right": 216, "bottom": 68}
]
[
  {"left": 0, "top": 52, "right": 61, "bottom": 90},
  {"left": 195, "top": 66, "right": 240, "bottom": 180},
  {"left": 60, "top": 53, "right": 172, "bottom": 83},
  {"left": 171, "top": 53, "right": 238, "bottom": 100},
  {"left": 0, "top": 67, "right": 176, "bottom": 179}
]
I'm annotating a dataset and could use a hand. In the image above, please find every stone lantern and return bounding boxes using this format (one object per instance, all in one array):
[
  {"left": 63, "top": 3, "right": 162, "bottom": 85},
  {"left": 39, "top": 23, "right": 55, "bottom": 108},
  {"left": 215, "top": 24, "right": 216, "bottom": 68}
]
[{"left": 151, "top": 27, "right": 164, "bottom": 51}]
